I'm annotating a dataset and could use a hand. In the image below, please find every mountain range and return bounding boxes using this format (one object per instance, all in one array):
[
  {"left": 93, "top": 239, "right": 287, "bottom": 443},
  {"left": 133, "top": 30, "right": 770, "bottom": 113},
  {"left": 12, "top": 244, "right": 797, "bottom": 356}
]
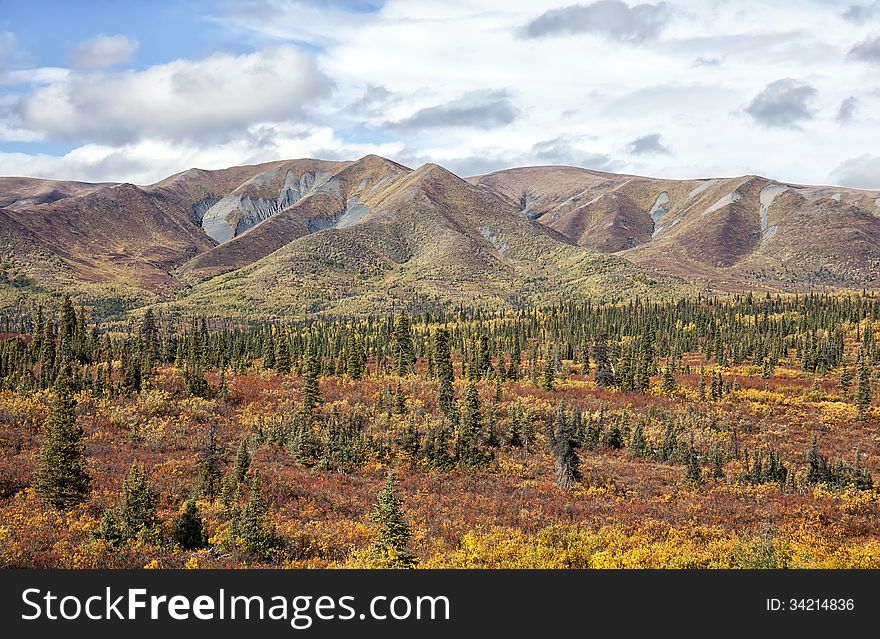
[{"left": 2, "top": 155, "right": 879, "bottom": 317}]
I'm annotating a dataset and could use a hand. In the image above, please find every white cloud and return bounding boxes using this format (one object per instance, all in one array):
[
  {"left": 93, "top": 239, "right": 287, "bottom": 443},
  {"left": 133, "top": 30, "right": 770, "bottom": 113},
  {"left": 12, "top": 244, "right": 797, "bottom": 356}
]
[
  {"left": 2, "top": 1, "right": 879, "bottom": 188},
  {"left": 521, "top": 1, "right": 671, "bottom": 43},
  {"left": 832, "top": 154, "right": 880, "bottom": 189},
  {"left": 69, "top": 34, "right": 139, "bottom": 68},
  {"left": 17, "top": 45, "right": 332, "bottom": 143},
  {"left": 0, "top": 124, "right": 402, "bottom": 184}
]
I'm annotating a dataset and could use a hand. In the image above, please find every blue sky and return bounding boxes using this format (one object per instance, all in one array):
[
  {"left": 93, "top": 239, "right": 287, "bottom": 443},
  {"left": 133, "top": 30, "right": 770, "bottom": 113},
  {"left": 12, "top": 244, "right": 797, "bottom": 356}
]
[{"left": 1, "top": 0, "right": 879, "bottom": 188}]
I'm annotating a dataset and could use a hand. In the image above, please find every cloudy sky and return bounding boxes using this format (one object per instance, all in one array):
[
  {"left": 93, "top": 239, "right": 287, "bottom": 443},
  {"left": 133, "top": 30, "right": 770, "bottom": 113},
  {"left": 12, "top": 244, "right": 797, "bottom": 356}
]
[{"left": 1, "top": 0, "right": 879, "bottom": 187}]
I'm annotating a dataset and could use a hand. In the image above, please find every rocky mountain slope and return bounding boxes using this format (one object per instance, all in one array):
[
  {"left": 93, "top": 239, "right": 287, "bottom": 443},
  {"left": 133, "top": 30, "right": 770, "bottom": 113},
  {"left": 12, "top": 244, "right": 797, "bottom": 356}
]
[
  {"left": 1, "top": 156, "right": 877, "bottom": 317},
  {"left": 470, "top": 167, "right": 880, "bottom": 291}
]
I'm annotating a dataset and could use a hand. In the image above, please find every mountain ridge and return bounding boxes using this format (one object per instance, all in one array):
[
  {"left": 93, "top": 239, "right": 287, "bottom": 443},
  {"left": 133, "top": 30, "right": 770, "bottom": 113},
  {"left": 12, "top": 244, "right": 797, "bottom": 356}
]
[{"left": 1, "top": 155, "right": 878, "bottom": 317}]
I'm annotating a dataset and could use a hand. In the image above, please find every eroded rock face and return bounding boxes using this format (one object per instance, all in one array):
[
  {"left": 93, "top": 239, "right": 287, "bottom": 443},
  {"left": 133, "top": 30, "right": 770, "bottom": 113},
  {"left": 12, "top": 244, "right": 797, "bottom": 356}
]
[{"left": 199, "top": 169, "right": 335, "bottom": 243}]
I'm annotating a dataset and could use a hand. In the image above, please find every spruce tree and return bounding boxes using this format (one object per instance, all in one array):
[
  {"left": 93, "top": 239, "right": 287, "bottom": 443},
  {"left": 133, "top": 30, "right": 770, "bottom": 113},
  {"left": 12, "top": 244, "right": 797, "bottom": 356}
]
[
  {"left": 346, "top": 332, "right": 366, "bottom": 380},
  {"left": 434, "top": 328, "right": 456, "bottom": 421},
  {"left": 839, "top": 366, "right": 853, "bottom": 394},
  {"left": 232, "top": 472, "right": 278, "bottom": 561},
  {"left": 855, "top": 350, "right": 871, "bottom": 421},
  {"left": 542, "top": 355, "right": 556, "bottom": 391},
  {"left": 551, "top": 405, "right": 581, "bottom": 489},
  {"left": 140, "top": 309, "right": 160, "bottom": 369},
  {"left": 33, "top": 368, "right": 91, "bottom": 510},
  {"left": 301, "top": 339, "right": 321, "bottom": 417},
  {"left": 592, "top": 334, "right": 616, "bottom": 388},
  {"left": 507, "top": 340, "right": 521, "bottom": 380},
  {"left": 393, "top": 313, "right": 415, "bottom": 376},
  {"left": 369, "top": 470, "right": 417, "bottom": 568},
  {"left": 263, "top": 332, "right": 276, "bottom": 370},
  {"left": 172, "top": 498, "right": 207, "bottom": 549},
  {"left": 456, "top": 380, "right": 489, "bottom": 467},
  {"left": 661, "top": 362, "right": 677, "bottom": 393},
  {"left": 198, "top": 425, "right": 222, "bottom": 499},
  {"left": 115, "top": 463, "right": 159, "bottom": 540},
  {"left": 233, "top": 439, "right": 251, "bottom": 484},
  {"left": 274, "top": 332, "right": 291, "bottom": 373}
]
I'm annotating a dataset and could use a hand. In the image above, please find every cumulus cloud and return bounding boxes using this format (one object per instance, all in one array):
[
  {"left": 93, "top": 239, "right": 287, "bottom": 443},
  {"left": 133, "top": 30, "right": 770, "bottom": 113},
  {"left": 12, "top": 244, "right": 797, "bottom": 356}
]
[
  {"left": 389, "top": 90, "right": 518, "bottom": 131},
  {"left": 843, "top": 2, "right": 880, "bottom": 23},
  {"left": 348, "top": 83, "right": 397, "bottom": 116},
  {"left": 0, "top": 123, "right": 403, "bottom": 184},
  {"left": 626, "top": 133, "right": 670, "bottom": 155},
  {"left": 69, "top": 34, "right": 139, "bottom": 68},
  {"left": 410, "top": 136, "right": 617, "bottom": 177},
  {"left": 745, "top": 78, "right": 816, "bottom": 128},
  {"left": 837, "top": 96, "right": 858, "bottom": 123},
  {"left": 16, "top": 46, "right": 332, "bottom": 143},
  {"left": 831, "top": 154, "right": 880, "bottom": 189},
  {"left": 521, "top": 0, "right": 670, "bottom": 43},
  {"left": 530, "top": 136, "right": 615, "bottom": 167},
  {"left": 849, "top": 35, "right": 880, "bottom": 63}
]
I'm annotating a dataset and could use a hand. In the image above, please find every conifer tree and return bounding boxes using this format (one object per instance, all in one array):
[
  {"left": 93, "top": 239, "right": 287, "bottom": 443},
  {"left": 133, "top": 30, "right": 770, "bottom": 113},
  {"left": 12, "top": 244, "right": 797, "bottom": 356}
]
[
  {"left": 33, "top": 368, "right": 91, "bottom": 510},
  {"left": 199, "top": 425, "right": 222, "bottom": 499},
  {"left": 661, "top": 362, "right": 677, "bottom": 393},
  {"left": 274, "top": 332, "right": 291, "bottom": 373},
  {"left": 232, "top": 472, "right": 278, "bottom": 561},
  {"left": 140, "top": 309, "right": 160, "bottom": 369},
  {"left": 507, "top": 340, "right": 521, "bottom": 380},
  {"left": 684, "top": 446, "right": 703, "bottom": 484},
  {"left": 172, "top": 498, "right": 207, "bottom": 549},
  {"left": 369, "top": 470, "right": 417, "bottom": 568},
  {"left": 301, "top": 339, "right": 321, "bottom": 417},
  {"left": 393, "top": 313, "right": 415, "bottom": 376},
  {"left": 456, "top": 379, "right": 489, "bottom": 467},
  {"left": 550, "top": 404, "right": 581, "bottom": 489},
  {"left": 233, "top": 439, "right": 251, "bottom": 484},
  {"left": 434, "top": 328, "right": 456, "bottom": 421},
  {"left": 839, "top": 366, "right": 853, "bottom": 394},
  {"left": 592, "top": 334, "right": 616, "bottom": 388},
  {"left": 855, "top": 350, "right": 871, "bottom": 421},
  {"left": 263, "top": 332, "right": 276, "bottom": 370},
  {"left": 112, "top": 463, "right": 159, "bottom": 541},
  {"left": 542, "top": 354, "right": 556, "bottom": 391},
  {"left": 346, "top": 332, "right": 366, "bottom": 380}
]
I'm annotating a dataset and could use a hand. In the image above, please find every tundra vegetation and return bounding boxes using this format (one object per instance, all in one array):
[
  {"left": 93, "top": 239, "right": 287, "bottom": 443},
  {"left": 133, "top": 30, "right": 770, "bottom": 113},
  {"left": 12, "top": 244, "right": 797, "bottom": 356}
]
[{"left": 0, "top": 292, "right": 879, "bottom": 568}]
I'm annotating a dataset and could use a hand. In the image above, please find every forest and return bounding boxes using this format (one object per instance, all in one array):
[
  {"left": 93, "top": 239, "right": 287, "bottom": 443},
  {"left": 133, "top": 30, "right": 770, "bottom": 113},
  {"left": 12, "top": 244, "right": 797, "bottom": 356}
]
[{"left": 0, "top": 292, "right": 878, "bottom": 568}]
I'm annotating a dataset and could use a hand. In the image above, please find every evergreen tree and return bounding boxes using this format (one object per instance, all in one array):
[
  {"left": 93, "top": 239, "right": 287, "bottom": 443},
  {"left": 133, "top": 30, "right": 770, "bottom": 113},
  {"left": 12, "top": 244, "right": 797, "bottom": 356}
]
[
  {"left": 393, "top": 313, "right": 415, "bottom": 376},
  {"left": 33, "top": 368, "right": 91, "bottom": 510},
  {"left": 198, "top": 425, "right": 222, "bottom": 499},
  {"left": 839, "top": 366, "right": 853, "bottom": 394},
  {"left": 301, "top": 339, "right": 321, "bottom": 417},
  {"left": 346, "top": 332, "right": 366, "bottom": 380},
  {"left": 263, "top": 332, "right": 276, "bottom": 370},
  {"left": 456, "top": 380, "right": 490, "bottom": 467},
  {"left": 507, "top": 340, "right": 521, "bottom": 380},
  {"left": 542, "top": 354, "right": 556, "bottom": 391},
  {"left": 114, "top": 463, "right": 159, "bottom": 540},
  {"left": 551, "top": 405, "right": 581, "bottom": 489},
  {"left": 684, "top": 446, "right": 703, "bottom": 484},
  {"left": 434, "top": 328, "right": 456, "bottom": 421},
  {"left": 855, "top": 350, "right": 871, "bottom": 421},
  {"left": 172, "top": 498, "right": 207, "bottom": 549},
  {"left": 274, "top": 332, "right": 291, "bottom": 373},
  {"left": 233, "top": 439, "right": 251, "bottom": 484},
  {"left": 232, "top": 472, "right": 278, "bottom": 561},
  {"left": 592, "top": 334, "right": 616, "bottom": 388},
  {"left": 368, "top": 470, "right": 417, "bottom": 568},
  {"left": 140, "top": 309, "right": 160, "bottom": 369},
  {"left": 661, "top": 362, "right": 677, "bottom": 393}
]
